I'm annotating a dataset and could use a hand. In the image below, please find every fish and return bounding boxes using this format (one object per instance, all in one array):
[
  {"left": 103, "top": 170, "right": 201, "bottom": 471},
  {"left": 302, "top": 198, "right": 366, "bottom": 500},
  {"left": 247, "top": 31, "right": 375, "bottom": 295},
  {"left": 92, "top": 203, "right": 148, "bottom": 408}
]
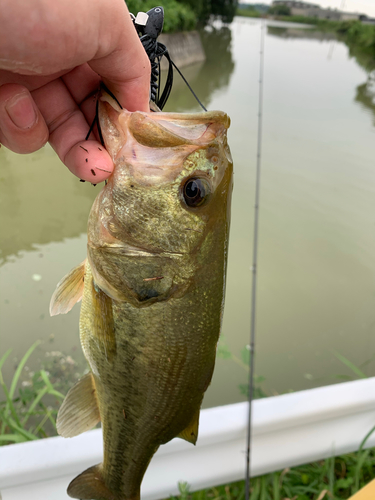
[{"left": 49, "top": 90, "right": 233, "bottom": 500}]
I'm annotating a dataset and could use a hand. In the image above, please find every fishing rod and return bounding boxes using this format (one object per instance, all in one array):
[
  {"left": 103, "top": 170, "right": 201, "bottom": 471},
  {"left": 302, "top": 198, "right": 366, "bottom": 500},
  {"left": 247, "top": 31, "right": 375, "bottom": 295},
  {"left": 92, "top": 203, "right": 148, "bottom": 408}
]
[{"left": 245, "top": 18, "right": 266, "bottom": 500}]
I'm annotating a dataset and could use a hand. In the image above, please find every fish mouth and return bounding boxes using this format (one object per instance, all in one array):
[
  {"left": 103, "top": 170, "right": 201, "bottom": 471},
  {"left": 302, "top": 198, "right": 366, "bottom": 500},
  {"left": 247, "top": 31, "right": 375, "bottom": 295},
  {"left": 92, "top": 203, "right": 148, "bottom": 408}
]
[{"left": 98, "top": 86, "right": 230, "bottom": 164}]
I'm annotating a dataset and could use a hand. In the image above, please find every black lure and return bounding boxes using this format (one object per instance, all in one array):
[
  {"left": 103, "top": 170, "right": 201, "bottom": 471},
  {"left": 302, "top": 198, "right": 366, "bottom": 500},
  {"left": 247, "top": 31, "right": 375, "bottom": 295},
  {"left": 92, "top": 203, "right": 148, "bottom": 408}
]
[
  {"left": 86, "top": 5, "right": 206, "bottom": 147},
  {"left": 133, "top": 6, "right": 206, "bottom": 111}
]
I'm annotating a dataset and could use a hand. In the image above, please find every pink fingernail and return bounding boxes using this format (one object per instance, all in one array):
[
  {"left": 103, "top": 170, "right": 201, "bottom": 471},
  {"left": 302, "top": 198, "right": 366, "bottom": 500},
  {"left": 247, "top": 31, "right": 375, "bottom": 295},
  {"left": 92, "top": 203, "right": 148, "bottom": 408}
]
[{"left": 5, "top": 93, "right": 37, "bottom": 129}]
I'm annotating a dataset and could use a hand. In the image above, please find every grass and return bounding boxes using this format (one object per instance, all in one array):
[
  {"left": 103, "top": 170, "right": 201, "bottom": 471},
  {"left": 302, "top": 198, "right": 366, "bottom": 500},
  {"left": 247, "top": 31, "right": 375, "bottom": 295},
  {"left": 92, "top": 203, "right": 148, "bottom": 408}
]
[
  {"left": 0, "top": 341, "right": 80, "bottom": 444},
  {"left": 217, "top": 339, "right": 267, "bottom": 399},
  {"left": 167, "top": 440, "right": 375, "bottom": 499}
]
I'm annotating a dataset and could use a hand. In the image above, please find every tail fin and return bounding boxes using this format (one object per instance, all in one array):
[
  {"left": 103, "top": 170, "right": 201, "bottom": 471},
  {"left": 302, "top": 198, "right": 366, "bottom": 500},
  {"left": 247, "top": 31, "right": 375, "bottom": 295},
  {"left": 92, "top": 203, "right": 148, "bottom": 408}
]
[{"left": 67, "top": 464, "right": 115, "bottom": 500}]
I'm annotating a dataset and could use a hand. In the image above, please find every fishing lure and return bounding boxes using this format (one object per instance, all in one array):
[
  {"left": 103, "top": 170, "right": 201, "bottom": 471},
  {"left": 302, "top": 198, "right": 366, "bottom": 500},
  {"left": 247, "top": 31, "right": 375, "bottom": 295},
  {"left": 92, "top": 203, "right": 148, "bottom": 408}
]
[{"left": 86, "top": 5, "right": 206, "bottom": 147}]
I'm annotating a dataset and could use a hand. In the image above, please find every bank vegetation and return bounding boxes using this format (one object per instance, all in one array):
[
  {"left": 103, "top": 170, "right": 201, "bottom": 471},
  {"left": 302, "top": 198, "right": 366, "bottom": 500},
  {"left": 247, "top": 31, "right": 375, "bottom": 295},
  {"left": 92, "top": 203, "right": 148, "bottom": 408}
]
[{"left": 127, "top": 0, "right": 239, "bottom": 32}]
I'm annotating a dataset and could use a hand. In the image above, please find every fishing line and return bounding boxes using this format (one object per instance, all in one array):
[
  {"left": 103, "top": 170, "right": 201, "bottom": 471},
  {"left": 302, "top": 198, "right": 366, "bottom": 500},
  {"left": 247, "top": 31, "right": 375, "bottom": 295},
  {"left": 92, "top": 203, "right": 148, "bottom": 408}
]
[
  {"left": 170, "top": 60, "right": 207, "bottom": 112},
  {"left": 85, "top": 83, "right": 122, "bottom": 143},
  {"left": 138, "top": 25, "right": 206, "bottom": 111},
  {"left": 245, "top": 19, "right": 266, "bottom": 500}
]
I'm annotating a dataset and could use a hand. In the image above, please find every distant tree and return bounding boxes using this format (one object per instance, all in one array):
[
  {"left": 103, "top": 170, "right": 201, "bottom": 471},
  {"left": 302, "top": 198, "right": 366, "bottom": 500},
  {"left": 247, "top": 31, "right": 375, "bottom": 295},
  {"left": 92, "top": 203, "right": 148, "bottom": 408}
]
[
  {"left": 268, "top": 4, "right": 291, "bottom": 15},
  {"left": 175, "top": 0, "right": 239, "bottom": 25},
  {"left": 211, "top": 0, "right": 238, "bottom": 23}
]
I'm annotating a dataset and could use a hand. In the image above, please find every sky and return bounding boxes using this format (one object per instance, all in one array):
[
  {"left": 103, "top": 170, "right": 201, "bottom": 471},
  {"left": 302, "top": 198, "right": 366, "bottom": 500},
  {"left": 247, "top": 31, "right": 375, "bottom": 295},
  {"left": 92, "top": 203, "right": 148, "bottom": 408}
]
[{"left": 240, "top": 0, "right": 375, "bottom": 17}]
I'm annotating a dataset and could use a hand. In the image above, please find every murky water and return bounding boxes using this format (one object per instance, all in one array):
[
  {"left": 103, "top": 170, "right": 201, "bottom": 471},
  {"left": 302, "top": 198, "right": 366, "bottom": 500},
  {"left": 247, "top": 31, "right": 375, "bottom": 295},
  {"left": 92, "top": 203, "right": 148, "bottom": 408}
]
[{"left": 1, "top": 18, "right": 375, "bottom": 408}]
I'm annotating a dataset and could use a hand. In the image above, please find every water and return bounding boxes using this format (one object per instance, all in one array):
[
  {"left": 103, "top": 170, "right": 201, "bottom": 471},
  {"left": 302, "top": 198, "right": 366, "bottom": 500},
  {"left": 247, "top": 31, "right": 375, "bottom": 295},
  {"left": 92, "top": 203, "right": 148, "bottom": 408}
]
[{"left": 1, "top": 18, "right": 375, "bottom": 408}]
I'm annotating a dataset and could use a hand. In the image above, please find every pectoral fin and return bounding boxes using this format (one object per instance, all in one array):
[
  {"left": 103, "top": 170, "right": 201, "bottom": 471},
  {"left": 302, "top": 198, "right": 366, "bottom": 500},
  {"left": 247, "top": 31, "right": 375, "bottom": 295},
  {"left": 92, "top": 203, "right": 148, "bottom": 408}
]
[
  {"left": 177, "top": 408, "right": 200, "bottom": 445},
  {"left": 68, "top": 464, "right": 118, "bottom": 500},
  {"left": 50, "top": 260, "right": 86, "bottom": 316},
  {"left": 57, "top": 372, "right": 100, "bottom": 438}
]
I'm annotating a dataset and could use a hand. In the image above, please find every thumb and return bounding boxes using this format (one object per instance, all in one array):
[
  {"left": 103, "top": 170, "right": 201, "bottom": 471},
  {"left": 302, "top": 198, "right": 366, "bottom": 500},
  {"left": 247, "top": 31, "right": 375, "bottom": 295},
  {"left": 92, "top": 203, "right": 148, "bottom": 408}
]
[{"left": 89, "top": 1, "right": 151, "bottom": 112}]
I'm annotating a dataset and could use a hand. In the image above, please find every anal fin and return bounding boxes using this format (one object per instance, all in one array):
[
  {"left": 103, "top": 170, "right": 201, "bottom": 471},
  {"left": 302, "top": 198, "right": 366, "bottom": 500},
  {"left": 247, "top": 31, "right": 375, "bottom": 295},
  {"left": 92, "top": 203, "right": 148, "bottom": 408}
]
[
  {"left": 177, "top": 408, "right": 200, "bottom": 445},
  {"left": 57, "top": 372, "right": 100, "bottom": 438},
  {"left": 50, "top": 260, "right": 86, "bottom": 316},
  {"left": 68, "top": 464, "right": 118, "bottom": 500}
]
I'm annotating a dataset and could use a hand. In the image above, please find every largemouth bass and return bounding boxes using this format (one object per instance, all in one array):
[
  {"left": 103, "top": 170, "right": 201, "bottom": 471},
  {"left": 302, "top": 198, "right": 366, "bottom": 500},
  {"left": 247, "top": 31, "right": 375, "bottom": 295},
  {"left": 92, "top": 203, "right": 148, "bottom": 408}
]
[{"left": 50, "top": 91, "right": 233, "bottom": 500}]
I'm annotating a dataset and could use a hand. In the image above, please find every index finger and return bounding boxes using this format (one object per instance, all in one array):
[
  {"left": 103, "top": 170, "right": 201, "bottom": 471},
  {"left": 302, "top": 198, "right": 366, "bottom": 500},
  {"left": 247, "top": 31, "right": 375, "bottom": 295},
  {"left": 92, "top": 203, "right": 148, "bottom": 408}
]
[{"left": 32, "top": 75, "right": 113, "bottom": 183}]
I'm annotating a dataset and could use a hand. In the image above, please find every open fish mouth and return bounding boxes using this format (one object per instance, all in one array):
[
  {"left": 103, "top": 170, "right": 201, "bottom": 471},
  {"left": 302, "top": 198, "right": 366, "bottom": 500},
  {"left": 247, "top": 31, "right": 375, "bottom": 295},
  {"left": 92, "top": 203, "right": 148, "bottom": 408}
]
[{"left": 98, "top": 88, "right": 231, "bottom": 187}]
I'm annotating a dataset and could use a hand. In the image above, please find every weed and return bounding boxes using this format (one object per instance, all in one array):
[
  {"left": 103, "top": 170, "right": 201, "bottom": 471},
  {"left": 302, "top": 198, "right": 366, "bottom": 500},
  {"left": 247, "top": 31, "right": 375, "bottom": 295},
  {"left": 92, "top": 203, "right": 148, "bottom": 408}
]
[
  {"left": 166, "top": 445, "right": 375, "bottom": 500},
  {"left": 0, "top": 342, "right": 68, "bottom": 444},
  {"left": 217, "top": 339, "right": 267, "bottom": 399}
]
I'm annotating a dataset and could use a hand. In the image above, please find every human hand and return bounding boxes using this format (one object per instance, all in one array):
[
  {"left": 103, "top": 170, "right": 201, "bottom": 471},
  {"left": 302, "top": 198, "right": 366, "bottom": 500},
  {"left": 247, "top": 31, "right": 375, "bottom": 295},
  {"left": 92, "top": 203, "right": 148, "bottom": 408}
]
[{"left": 0, "top": 0, "right": 151, "bottom": 183}]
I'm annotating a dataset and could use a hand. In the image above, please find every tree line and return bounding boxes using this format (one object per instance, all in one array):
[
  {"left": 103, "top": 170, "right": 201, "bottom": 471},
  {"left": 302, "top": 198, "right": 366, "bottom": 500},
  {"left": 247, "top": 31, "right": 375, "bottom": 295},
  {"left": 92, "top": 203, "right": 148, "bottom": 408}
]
[{"left": 126, "top": 0, "right": 239, "bottom": 32}]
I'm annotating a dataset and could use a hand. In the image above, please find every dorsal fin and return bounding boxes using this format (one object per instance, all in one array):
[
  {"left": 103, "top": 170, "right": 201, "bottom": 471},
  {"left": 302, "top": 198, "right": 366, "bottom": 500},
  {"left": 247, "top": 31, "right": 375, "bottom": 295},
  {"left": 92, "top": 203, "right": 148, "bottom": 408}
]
[{"left": 177, "top": 408, "right": 200, "bottom": 445}]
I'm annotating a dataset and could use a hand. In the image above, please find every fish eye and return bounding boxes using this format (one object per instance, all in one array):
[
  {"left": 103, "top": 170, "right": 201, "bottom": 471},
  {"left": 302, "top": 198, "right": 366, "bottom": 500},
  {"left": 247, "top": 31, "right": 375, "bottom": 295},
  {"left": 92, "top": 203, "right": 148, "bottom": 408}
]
[{"left": 182, "top": 177, "right": 210, "bottom": 208}]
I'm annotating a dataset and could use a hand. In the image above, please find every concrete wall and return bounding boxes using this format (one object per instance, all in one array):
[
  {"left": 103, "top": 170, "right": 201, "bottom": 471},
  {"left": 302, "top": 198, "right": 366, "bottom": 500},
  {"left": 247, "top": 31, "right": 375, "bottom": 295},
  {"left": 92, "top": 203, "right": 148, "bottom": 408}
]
[{"left": 158, "top": 31, "right": 206, "bottom": 71}]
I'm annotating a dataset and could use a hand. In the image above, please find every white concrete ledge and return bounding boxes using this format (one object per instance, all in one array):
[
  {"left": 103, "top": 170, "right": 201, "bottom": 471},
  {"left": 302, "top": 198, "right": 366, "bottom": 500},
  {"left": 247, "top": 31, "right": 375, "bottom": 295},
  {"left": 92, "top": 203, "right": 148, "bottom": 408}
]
[{"left": 2, "top": 378, "right": 375, "bottom": 500}]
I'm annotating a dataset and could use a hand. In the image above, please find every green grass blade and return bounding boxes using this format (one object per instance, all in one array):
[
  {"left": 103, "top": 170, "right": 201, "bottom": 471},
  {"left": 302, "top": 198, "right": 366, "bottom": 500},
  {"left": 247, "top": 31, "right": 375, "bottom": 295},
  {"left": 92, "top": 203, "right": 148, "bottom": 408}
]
[
  {"left": 33, "top": 412, "right": 51, "bottom": 437},
  {"left": 260, "top": 477, "right": 266, "bottom": 500},
  {"left": 8, "top": 341, "right": 41, "bottom": 400},
  {"left": 354, "top": 449, "right": 371, "bottom": 492},
  {"left": 0, "top": 349, "right": 12, "bottom": 371},
  {"left": 21, "top": 386, "right": 49, "bottom": 426},
  {"left": 0, "top": 372, "right": 22, "bottom": 427},
  {"left": 328, "top": 456, "right": 335, "bottom": 493},
  {"left": 39, "top": 370, "right": 65, "bottom": 399},
  {"left": 236, "top": 483, "right": 245, "bottom": 500},
  {"left": 38, "top": 402, "right": 58, "bottom": 429},
  {"left": 334, "top": 352, "right": 367, "bottom": 379},
  {"left": 0, "top": 350, "right": 14, "bottom": 433},
  {"left": 0, "top": 433, "right": 27, "bottom": 444},
  {"left": 358, "top": 424, "right": 375, "bottom": 453},
  {"left": 272, "top": 473, "right": 280, "bottom": 500},
  {"left": 250, "top": 479, "right": 260, "bottom": 500},
  {"left": 8, "top": 418, "right": 39, "bottom": 441}
]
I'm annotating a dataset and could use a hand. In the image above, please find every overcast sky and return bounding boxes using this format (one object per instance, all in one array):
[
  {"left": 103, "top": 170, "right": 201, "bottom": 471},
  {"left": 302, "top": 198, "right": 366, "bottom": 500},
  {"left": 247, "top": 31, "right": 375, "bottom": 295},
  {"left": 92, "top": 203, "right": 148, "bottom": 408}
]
[{"left": 240, "top": 0, "right": 375, "bottom": 17}]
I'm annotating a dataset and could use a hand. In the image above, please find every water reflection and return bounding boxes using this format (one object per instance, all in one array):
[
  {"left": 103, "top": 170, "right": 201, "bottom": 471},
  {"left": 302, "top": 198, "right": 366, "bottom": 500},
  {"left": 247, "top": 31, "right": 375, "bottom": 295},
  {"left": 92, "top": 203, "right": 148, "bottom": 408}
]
[
  {"left": 0, "top": 146, "right": 98, "bottom": 262},
  {"left": 355, "top": 72, "right": 375, "bottom": 125},
  {"left": 267, "top": 25, "right": 337, "bottom": 41},
  {"left": 164, "top": 27, "right": 235, "bottom": 112},
  {"left": 267, "top": 25, "right": 375, "bottom": 132}
]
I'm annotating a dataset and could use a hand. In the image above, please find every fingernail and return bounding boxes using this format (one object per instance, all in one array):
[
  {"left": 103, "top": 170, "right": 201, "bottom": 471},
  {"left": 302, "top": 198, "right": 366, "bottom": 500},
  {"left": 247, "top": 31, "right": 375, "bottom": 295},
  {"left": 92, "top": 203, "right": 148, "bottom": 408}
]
[{"left": 5, "top": 92, "right": 37, "bottom": 129}]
